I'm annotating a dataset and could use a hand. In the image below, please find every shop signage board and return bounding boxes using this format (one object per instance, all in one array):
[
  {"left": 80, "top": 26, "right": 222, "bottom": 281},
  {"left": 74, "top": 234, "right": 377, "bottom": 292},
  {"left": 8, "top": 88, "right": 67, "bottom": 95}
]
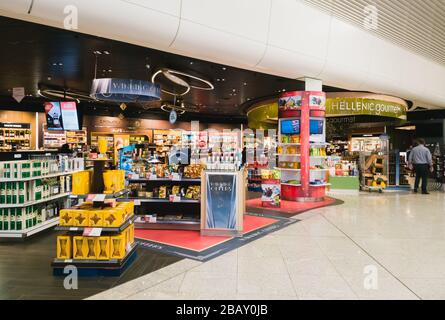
[
  {"left": 0, "top": 123, "right": 31, "bottom": 129},
  {"left": 90, "top": 78, "right": 161, "bottom": 102},
  {"left": 326, "top": 98, "right": 407, "bottom": 119},
  {"left": 12, "top": 87, "right": 25, "bottom": 103},
  {"left": 169, "top": 110, "right": 177, "bottom": 124}
]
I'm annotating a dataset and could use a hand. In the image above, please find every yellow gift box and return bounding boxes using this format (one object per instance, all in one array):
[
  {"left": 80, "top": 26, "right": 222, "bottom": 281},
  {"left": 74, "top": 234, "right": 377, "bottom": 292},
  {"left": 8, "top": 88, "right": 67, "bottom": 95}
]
[
  {"left": 73, "top": 210, "right": 89, "bottom": 227},
  {"left": 59, "top": 209, "right": 75, "bottom": 226},
  {"left": 56, "top": 236, "right": 72, "bottom": 260},
  {"left": 72, "top": 171, "right": 91, "bottom": 195},
  {"left": 73, "top": 236, "right": 87, "bottom": 259},
  {"left": 103, "top": 208, "right": 125, "bottom": 228},
  {"left": 88, "top": 210, "right": 104, "bottom": 227},
  {"left": 110, "top": 233, "right": 126, "bottom": 259},
  {"left": 96, "top": 236, "right": 111, "bottom": 260},
  {"left": 84, "top": 237, "right": 98, "bottom": 260}
]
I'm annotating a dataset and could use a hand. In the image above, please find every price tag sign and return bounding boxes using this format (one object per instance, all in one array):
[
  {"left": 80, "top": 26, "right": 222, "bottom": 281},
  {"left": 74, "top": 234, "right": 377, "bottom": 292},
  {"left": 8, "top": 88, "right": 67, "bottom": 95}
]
[
  {"left": 169, "top": 195, "right": 181, "bottom": 202},
  {"left": 149, "top": 174, "right": 157, "bottom": 180},
  {"left": 134, "top": 199, "right": 141, "bottom": 206},
  {"left": 69, "top": 227, "right": 79, "bottom": 231},
  {"left": 147, "top": 215, "right": 157, "bottom": 223},
  {"left": 171, "top": 173, "right": 181, "bottom": 181},
  {"left": 64, "top": 259, "right": 73, "bottom": 263},
  {"left": 14, "top": 154, "right": 22, "bottom": 159},
  {"left": 83, "top": 227, "right": 102, "bottom": 237}
]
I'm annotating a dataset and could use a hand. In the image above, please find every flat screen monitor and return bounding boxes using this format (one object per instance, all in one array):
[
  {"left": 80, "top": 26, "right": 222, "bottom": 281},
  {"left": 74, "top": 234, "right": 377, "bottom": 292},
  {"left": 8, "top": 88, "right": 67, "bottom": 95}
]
[
  {"left": 44, "top": 102, "right": 63, "bottom": 130},
  {"left": 310, "top": 119, "right": 324, "bottom": 135},
  {"left": 60, "top": 101, "right": 80, "bottom": 130},
  {"left": 281, "top": 119, "right": 300, "bottom": 134}
]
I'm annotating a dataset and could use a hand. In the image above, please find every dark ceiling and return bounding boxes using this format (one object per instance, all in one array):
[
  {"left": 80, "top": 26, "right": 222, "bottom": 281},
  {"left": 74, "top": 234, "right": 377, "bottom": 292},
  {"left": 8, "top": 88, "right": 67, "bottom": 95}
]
[{"left": 0, "top": 16, "right": 348, "bottom": 123}]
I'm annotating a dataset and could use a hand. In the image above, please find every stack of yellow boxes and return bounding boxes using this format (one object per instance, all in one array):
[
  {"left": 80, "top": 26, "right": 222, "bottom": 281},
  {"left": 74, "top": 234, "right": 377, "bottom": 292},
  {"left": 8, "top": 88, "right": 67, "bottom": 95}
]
[{"left": 56, "top": 201, "right": 135, "bottom": 261}]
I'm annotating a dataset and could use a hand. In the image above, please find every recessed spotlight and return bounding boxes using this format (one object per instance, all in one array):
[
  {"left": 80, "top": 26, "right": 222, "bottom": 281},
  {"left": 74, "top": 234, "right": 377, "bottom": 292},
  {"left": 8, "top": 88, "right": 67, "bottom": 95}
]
[
  {"left": 222, "top": 78, "right": 226, "bottom": 82},
  {"left": 102, "top": 69, "right": 106, "bottom": 72},
  {"left": 222, "top": 67, "right": 226, "bottom": 71},
  {"left": 190, "top": 61, "right": 194, "bottom": 65},
  {"left": 247, "top": 98, "right": 251, "bottom": 101},
  {"left": 232, "top": 89, "right": 236, "bottom": 92},
  {"left": 233, "top": 93, "right": 237, "bottom": 96},
  {"left": 243, "top": 82, "right": 247, "bottom": 86},
  {"left": 58, "top": 63, "right": 63, "bottom": 66},
  {"left": 103, "top": 51, "right": 110, "bottom": 55},
  {"left": 216, "top": 78, "right": 221, "bottom": 82},
  {"left": 108, "top": 69, "right": 112, "bottom": 72},
  {"left": 47, "top": 76, "right": 52, "bottom": 81},
  {"left": 216, "top": 101, "right": 219, "bottom": 104},
  {"left": 93, "top": 51, "right": 102, "bottom": 55},
  {"left": 282, "top": 89, "right": 286, "bottom": 92},
  {"left": 146, "top": 64, "right": 150, "bottom": 69},
  {"left": 52, "top": 63, "right": 57, "bottom": 66}
]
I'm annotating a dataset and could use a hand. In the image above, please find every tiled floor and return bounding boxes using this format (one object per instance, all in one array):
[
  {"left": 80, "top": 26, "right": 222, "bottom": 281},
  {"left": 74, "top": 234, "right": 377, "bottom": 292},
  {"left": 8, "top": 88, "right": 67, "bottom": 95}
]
[{"left": 89, "top": 191, "right": 445, "bottom": 300}]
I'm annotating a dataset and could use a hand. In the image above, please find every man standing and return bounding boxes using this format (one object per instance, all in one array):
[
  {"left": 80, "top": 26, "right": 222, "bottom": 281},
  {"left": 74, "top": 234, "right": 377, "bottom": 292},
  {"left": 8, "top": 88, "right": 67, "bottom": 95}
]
[{"left": 408, "top": 138, "right": 433, "bottom": 194}]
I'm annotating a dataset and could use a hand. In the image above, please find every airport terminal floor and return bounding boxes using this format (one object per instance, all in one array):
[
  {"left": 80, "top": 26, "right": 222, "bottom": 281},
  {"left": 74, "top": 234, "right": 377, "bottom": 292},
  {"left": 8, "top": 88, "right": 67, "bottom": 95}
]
[{"left": 85, "top": 191, "right": 445, "bottom": 300}]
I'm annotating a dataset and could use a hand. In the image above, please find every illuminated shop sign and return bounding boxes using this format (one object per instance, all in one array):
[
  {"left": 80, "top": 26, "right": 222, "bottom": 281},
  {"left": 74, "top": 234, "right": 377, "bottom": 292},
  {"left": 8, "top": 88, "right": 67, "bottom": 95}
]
[{"left": 326, "top": 98, "right": 407, "bottom": 119}]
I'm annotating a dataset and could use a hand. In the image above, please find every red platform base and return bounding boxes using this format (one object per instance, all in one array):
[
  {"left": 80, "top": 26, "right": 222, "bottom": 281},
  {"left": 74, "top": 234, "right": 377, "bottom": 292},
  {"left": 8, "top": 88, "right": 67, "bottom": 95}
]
[{"left": 281, "top": 184, "right": 326, "bottom": 202}]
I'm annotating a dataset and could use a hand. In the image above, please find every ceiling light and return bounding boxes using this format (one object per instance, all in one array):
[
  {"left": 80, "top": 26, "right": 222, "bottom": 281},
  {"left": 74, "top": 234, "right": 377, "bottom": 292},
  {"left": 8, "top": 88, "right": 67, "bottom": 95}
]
[
  {"left": 93, "top": 51, "right": 102, "bottom": 55},
  {"left": 52, "top": 63, "right": 57, "bottom": 66},
  {"left": 216, "top": 79, "right": 220, "bottom": 82},
  {"left": 190, "top": 61, "right": 194, "bottom": 65},
  {"left": 146, "top": 64, "right": 150, "bottom": 69},
  {"left": 222, "top": 67, "right": 226, "bottom": 71},
  {"left": 103, "top": 51, "right": 110, "bottom": 55},
  {"left": 282, "top": 89, "right": 286, "bottom": 92},
  {"left": 232, "top": 89, "right": 236, "bottom": 92},
  {"left": 243, "top": 82, "right": 247, "bottom": 86},
  {"left": 222, "top": 78, "right": 225, "bottom": 82},
  {"left": 47, "top": 76, "right": 52, "bottom": 81},
  {"left": 58, "top": 63, "right": 63, "bottom": 66},
  {"left": 108, "top": 69, "right": 112, "bottom": 72}
]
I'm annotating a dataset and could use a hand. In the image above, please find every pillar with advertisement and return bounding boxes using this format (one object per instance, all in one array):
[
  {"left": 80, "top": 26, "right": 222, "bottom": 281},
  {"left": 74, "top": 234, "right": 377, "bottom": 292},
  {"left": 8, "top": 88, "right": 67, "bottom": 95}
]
[{"left": 278, "top": 91, "right": 328, "bottom": 202}]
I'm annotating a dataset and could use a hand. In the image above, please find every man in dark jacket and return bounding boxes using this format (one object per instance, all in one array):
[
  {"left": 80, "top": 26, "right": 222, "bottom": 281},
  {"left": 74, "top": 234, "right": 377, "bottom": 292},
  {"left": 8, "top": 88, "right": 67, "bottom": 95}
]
[{"left": 408, "top": 138, "right": 433, "bottom": 194}]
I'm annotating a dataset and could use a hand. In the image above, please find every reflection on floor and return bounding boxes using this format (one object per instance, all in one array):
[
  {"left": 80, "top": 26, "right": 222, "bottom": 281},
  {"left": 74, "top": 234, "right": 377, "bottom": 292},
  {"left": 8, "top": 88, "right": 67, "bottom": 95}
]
[
  {"left": 0, "top": 231, "right": 181, "bottom": 300},
  {"left": 90, "top": 192, "right": 445, "bottom": 300}
]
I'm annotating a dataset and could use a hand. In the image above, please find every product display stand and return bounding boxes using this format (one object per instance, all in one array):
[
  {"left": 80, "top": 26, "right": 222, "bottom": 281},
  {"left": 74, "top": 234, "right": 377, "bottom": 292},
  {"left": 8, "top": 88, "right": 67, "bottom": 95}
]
[
  {"left": 200, "top": 168, "right": 245, "bottom": 237},
  {"left": 278, "top": 91, "right": 328, "bottom": 202},
  {"left": 52, "top": 201, "right": 137, "bottom": 276},
  {"left": 120, "top": 176, "right": 201, "bottom": 231}
]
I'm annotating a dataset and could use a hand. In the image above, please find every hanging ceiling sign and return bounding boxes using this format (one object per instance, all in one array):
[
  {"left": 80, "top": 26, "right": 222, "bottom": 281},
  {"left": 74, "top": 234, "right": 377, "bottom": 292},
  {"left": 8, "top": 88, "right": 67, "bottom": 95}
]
[
  {"left": 169, "top": 110, "right": 177, "bottom": 124},
  {"left": 12, "top": 87, "right": 25, "bottom": 103},
  {"left": 326, "top": 98, "right": 407, "bottom": 120},
  {"left": 90, "top": 78, "right": 161, "bottom": 103}
]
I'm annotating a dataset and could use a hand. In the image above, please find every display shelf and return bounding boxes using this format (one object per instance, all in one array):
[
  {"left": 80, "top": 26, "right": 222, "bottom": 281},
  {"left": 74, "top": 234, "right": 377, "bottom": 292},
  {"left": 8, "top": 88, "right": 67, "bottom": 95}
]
[
  {"left": 135, "top": 219, "right": 200, "bottom": 230},
  {"left": 69, "top": 189, "right": 130, "bottom": 200},
  {"left": 281, "top": 183, "right": 302, "bottom": 187},
  {"left": 0, "top": 192, "right": 70, "bottom": 208},
  {"left": 128, "top": 178, "right": 201, "bottom": 183},
  {"left": 55, "top": 215, "right": 137, "bottom": 233},
  {"left": 279, "top": 143, "right": 301, "bottom": 146},
  {"left": 276, "top": 154, "right": 301, "bottom": 157},
  {"left": 310, "top": 183, "right": 331, "bottom": 187},
  {"left": 310, "top": 169, "right": 329, "bottom": 172},
  {"left": 275, "top": 167, "right": 301, "bottom": 172},
  {"left": 0, "top": 170, "right": 82, "bottom": 182},
  {"left": 119, "top": 197, "right": 200, "bottom": 204},
  {"left": 0, "top": 217, "right": 59, "bottom": 239}
]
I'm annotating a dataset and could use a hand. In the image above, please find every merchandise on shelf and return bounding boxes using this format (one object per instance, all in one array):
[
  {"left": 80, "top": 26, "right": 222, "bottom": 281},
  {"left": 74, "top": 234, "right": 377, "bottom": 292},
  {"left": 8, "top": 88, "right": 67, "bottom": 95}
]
[
  {"left": 56, "top": 224, "right": 135, "bottom": 260},
  {"left": 0, "top": 123, "right": 31, "bottom": 151},
  {"left": 59, "top": 201, "right": 134, "bottom": 227},
  {"left": 0, "top": 203, "right": 60, "bottom": 231}
]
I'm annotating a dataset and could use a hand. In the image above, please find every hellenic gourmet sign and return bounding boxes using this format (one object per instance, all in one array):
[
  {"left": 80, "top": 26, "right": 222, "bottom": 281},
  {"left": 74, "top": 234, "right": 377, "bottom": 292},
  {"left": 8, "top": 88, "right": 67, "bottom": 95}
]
[{"left": 326, "top": 98, "right": 407, "bottom": 120}]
